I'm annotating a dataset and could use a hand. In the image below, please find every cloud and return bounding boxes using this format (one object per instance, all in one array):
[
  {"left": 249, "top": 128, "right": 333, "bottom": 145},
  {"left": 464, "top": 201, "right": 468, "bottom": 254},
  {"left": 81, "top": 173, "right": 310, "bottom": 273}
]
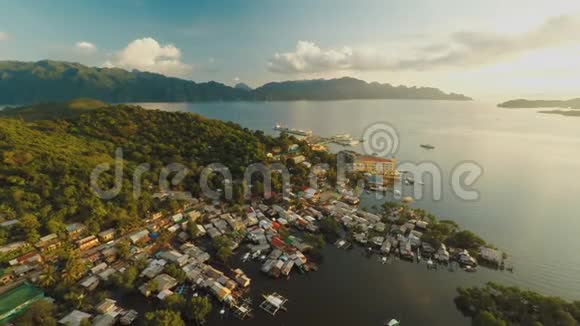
[
  {"left": 75, "top": 41, "right": 97, "bottom": 54},
  {"left": 104, "top": 37, "right": 193, "bottom": 78},
  {"left": 0, "top": 32, "right": 9, "bottom": 41},
  {"left": 269, "top": 14, "right": 580, "bottom": 73}
]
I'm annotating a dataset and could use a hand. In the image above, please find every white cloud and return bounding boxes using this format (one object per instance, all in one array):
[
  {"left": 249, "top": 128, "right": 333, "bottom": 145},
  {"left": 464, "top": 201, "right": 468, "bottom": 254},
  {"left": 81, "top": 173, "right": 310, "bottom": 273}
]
[
  {"left": 0, "top": 32, "right": 9, "bottom": 41},
  {"left": 75, "top": 41, "right": 97, "bottom": 54},
  {"left": 104, "top": 37, "right": 193, "bottom": 78},
  {"left": 269, "top": 14, "right": 580, "bottom": 73},
  {"left": 233, "top": 77, "right": 240, "bottom": 82}
]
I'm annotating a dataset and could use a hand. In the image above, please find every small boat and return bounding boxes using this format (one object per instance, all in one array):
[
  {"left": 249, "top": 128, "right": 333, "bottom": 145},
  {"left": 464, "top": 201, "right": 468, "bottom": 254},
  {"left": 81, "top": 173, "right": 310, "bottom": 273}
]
[
  {"left": 385, "top": 319, "right": 400, "bottom": 326},
  {"left": 380, "top": 256, "right": 387, "bottom": 264},
  {"left": 464, "top": 265, "right": 477, "bottom": 273},
  {"left": 420, "top": 144, "right": 435, "bottom": 149},
  {"left": 242, "top": 252, "right": 250, "bottom": 262}
]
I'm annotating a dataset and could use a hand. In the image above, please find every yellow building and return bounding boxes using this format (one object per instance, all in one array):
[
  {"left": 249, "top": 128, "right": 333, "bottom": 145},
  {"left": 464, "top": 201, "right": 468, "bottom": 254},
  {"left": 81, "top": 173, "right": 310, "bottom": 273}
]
[{"left": 350, "top": 154, "right": 398, "bottom": 177}]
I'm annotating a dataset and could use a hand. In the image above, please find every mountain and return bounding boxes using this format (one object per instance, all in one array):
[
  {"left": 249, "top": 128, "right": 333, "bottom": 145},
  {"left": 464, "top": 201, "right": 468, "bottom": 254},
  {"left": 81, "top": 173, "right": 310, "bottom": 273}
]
[
  {"left": 253, "top": 77, "right": 472, "bottom": 101},
  {"left": 0, "top": 60, "right": 249, "bottom": 104},
  {"left": 234, "top": 82, "right": 253, "bottom": 91},
  {"left": 498, "top": 98, "right": 580, "bottom": 109},
  {"left": 0, "top": 60, "right": 471, "bottom": 104}
]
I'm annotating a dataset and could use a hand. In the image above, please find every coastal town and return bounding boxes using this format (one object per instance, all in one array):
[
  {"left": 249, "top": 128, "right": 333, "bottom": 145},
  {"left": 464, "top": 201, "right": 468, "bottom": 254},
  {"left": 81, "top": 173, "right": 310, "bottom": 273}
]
[{"left": 0, "top": 141, "right": 507, "bottom": 325}]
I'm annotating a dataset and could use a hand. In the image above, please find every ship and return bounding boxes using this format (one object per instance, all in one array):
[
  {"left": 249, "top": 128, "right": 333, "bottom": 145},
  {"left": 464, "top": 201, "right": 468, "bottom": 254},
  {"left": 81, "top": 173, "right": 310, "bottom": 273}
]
[
  {"left": 420, "top": 144, "right": 435, "bottom": 149},
  {"left": 273, "top": 123, "right": 313, "bottom": 136}
]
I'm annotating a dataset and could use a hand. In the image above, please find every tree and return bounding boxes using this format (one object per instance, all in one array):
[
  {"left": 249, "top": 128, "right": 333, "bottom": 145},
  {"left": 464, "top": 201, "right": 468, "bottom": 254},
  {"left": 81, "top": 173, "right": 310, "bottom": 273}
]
[
  {"left": 187, "top": 222, "right": 199, "bottom": 239},
  {"left": 164, "top": 264, "right": 186, "bottom": 283},
  {"left": 304, "top": 233, "right": 326, "bottom": 253},
  {"left": 212, "top": 235, "right": 233, "bottom": 263},
  {"left": 116, "top": 239, "right": 131, "bottom": 260},
  {"left": 186, "top": 296, "right": 212, "bottom": 323},
  {"left": 13, "top": 300, "right": 57, "bottom": 326},
  {"left": 61, "top": 251, "right": 86, "bottom": 284},
  {"left": 162, "top": 294, "right": 186, "bottom": 311},
  {"left": 144, "top": 309, "right": 185, "bottom": 326},
  {"left": 38, "top": 264, "right": 58, "bottom": 288},
  {"left": 473, "top": 311, "right": 506, "bottom": 326},
  {"left": 320, "top": 216, "right": 341, "bottom": 236}
]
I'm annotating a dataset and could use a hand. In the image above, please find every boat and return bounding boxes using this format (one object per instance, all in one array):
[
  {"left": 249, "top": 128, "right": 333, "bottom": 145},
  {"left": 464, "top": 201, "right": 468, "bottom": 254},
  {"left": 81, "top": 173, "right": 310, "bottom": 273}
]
[
  {"left": 241, "top": 252, "right": 250, "bottom": 262},
  {"left": 380, "top": 256, "right": 387, "bottom": 264},
  {"left": 464, "top": 265, "right": 477, "bottom": 273},
  {"left": 273, "top": 123, "right": 313, "bottom": 136},
  {"left": 385, "top": 319, "right": 400, "bottom": 326},
  {"left": 420, "top": 144, "right": 435, "bottom": 149}
]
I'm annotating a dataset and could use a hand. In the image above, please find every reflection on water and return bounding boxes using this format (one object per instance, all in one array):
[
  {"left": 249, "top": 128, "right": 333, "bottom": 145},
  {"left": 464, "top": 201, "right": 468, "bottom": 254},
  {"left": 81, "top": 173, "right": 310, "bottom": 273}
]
[{"left": 135, "top": 100, "right": 580, "bottom": 322}]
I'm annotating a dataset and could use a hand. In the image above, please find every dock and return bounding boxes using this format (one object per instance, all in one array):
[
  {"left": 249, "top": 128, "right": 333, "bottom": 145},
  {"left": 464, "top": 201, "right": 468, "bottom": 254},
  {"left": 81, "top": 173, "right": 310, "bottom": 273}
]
[{"left": 273, "top": 123, "right": 362, "bottom": 148}]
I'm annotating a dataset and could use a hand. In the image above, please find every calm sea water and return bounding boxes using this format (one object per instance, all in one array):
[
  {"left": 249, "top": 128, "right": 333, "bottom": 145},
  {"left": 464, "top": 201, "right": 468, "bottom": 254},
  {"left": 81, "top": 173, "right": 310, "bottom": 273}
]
[
  {"left": 2, "top": 100, "right": 577, "bottom": 323},
  {"left": 138, "top": 101, "right": 579, "bottom": 324}
]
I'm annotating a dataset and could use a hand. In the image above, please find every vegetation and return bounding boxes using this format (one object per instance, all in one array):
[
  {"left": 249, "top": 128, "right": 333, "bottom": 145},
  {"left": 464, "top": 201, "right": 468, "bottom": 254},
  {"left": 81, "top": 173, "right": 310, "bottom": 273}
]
[
  {"left": 144, "top": 309, "right": 185, "bottom": 326},
  {"left": 0, "top": 60, "right": 470, "bottom": 104},
  {"left": 12, "top": 300, "right": 58, "bottom": 326},
  {"left": 455, "top": 282, "right": 580, "bottom": 326},
  {"left": 0, "top": 102, "right": 337, "bottom": 250},
  {"left": 212, "top": 235, "right": 234, "bottom": 263},
  {"left": 186, "top": 296, "right": 212, "bottom": 323}
]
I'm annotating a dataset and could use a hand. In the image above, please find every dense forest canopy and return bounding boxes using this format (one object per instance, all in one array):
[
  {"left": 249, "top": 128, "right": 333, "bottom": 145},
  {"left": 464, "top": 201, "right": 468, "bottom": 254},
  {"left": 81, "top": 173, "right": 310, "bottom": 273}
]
[{"left": 0, "top": 60, "right": 471, "bottom": 104}]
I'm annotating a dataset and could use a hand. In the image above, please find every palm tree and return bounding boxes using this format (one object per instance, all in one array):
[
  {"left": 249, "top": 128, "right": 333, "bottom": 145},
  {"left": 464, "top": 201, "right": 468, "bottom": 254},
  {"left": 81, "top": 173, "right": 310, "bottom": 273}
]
[
  {"left": 62, "top": 251, "right": 86, "bottom": 284},
  {"left": 38, "top": 264, "right": 58, "bottom": 288}
]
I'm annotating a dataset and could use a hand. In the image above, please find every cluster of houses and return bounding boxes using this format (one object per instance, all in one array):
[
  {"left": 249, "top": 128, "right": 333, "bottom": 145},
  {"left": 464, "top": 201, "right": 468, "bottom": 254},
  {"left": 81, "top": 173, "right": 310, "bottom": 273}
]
[{"left": 58, "top": 299, "right": 138, "bottom": 326}]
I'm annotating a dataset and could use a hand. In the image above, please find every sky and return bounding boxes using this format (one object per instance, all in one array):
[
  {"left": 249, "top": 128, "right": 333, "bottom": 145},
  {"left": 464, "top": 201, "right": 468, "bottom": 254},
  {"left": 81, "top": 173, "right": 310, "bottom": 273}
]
[{"left": 1, "top": 0, "right": 580, "bottom": 100}]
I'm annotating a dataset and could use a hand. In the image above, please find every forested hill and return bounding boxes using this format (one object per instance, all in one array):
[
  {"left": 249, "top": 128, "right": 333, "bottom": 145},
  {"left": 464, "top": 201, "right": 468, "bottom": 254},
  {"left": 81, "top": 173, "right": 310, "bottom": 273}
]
[
  {"left": 0, "top": 60, "right": 471, "bottom": 104},
  {"left": 0, "top": 102, "right": 332, "bottom": 246}
]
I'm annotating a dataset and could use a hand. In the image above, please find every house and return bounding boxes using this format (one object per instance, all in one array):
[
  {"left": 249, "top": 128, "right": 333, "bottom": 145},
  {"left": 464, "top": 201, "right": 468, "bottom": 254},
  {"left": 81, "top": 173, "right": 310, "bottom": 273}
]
[
  {"left": 66, "top": 223, "right": 86, "bottom": 239},
  {"left": 159, "top": 250, "right": 188, "bottom": 266},
  {"left": 0, "top": 242, "right": 28, "bottom": 255},
  {"left": 35, "top": 234, "right": 62, "bottom": 252},
  {"left": 119, "top": 310, "right": 138, "bottom": 325},
  {"left": 79, "top": 275, "right": 99, "bottom": 291},
  {"left": 0, "top": 220, "right": 19, "bottom": 229},
  {"left": 233, "top": 269, "right": 251, "bottom": 287},
  {"left": 76, "top": 235, "right": 100, "bottom": 251},
  {"left": 128, "top": 230, "right": 149, "bottom": 244},
  {"left": 92, "top": 314, "right": 115, "bottom": 326},
  {"left": 95, "top": 298, "right": 118, "bottom": 314},
  {"left": 58, "top": 310, "right": 91, "bottom": 326},
  {"left": 10, "top": 251, "right": 42, "bottom": 267},
  {"left": 151, "top": 273, "right": 178, "bottom": 292},
  {"left": 98, "top": 229, "right": 116, "bottom": 243}
]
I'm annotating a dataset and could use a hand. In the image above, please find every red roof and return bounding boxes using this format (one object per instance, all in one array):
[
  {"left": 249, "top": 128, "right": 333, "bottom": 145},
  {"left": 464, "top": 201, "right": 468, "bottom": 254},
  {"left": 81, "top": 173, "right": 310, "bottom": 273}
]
[
  {"left": 272, "top": 221, "right": 281, "bottom": 230},
  {"left": 271, "top": 237, "right": 285, "bottom": 248}
]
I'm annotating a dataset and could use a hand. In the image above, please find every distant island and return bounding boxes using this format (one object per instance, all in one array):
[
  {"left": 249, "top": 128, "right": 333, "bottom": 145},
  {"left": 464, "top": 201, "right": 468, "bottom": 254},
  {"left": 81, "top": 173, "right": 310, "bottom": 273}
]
[
  {"left": 0, "top": 60, "right": 472, "bottom": 104},
  {"left": 538, "top": 110, "right": 580, "bottom": 117},
  {"left": 498, "top": 98, "right": 580, "bottom": 109}
]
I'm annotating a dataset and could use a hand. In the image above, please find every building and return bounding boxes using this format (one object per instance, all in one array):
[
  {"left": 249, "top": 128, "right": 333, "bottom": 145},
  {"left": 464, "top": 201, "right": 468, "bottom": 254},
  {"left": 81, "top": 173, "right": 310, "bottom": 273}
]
[
  {"left": 98, "top": 229, "right": 116, "bottom": 243},
  {"left": 0, "top": 242, "right": 29, "bottom": 255},
  {"left": 35, "top": 234, "right": 62, "bottom": 252},
  {"left": 150, "top": 274, "right": 178, "bottom": 292},
  {"left": 0, "top": 283, "right": 44, "bottom": 322},
  {"left": 343, "top": 151, "right": 398, "bottom": 177},
  {"left": 128, "top": 230, "right": 149, "bottom": 244},
  {"left": 66, "top": 223, "right": 86, "bottom": 239},
  {"left": 76, "top": 235, "right": 100, "bottom": 251},
  {"left": 58, "top": 310, "right": 91, "bottom": 326}
]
